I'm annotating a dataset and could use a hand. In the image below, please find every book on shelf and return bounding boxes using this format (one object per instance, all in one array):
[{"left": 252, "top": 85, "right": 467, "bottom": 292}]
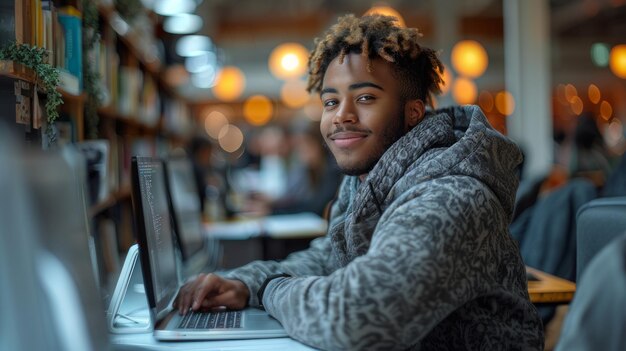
[
  {"left": 57, "top": 6, "right": 82, "bottom": 94},
  {"left": 117, "top": 65, "right": 142, "bottom": 117}
]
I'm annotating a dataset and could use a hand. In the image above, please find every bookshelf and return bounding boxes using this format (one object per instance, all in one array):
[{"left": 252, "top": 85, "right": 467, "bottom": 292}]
[{"left": 2, "top": 0, "right": 195, "bottom": 294}]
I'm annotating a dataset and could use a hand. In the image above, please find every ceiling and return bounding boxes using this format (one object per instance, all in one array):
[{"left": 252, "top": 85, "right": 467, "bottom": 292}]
[{"left": 156, "top": 0, "right": 626, "bottom": 107}]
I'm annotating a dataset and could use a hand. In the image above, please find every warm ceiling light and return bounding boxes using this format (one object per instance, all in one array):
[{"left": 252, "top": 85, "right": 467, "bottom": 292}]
[
  {"left": 564, "top": 84, "right": 578, "bottom": 103},
  {"left": 281, "top": 80, "right": 310, "bottom": 109},
  {"left": 364, "top": 5, "right": 406, "bottom": 27},
  {"left": 478, "top": 91, "right": 494, "bottom": 113},
  {"left": 452, "top": 78, "right": 477, "bottom": 105},
  {"left": 495, "top": 91, "right": 515, "bottom": 115},
  {"left": 163, "top": 14, "right": 203, "bottom": 34},
  {"left": 203, "top": 109, "right": 229, "bottom": 139},
  {"left": 243, "top": 95, "right": 273, "bottom": 126},
  {"left": 211, "top": 66, "right": 245, "bottom": 102},
  {"left": 269, "top": 43, "right": 309, "bottom": 80},
  {"left": 218, "top": 124, "right": 244, "bottom": 153},
  {"left": 570, "top": 96, "right": 584, "bottom": 115},
  {"left": 451, "top": 40, "right": 489, "bottom": 78},
  {"left": 600, "top": 100, "right": 613, "bottom": 120},
  {"left": 587, "top": 84, "right": 601, "bottom": 104},
  {"left": 609, "top": 44, "right": 626, "bottom": 79},
  {"left": 451, "top": 40, "right": 488, "bottom": 78}
]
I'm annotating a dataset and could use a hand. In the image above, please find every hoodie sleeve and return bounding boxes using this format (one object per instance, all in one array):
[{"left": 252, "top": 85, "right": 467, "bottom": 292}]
[
  {"left": 222, "top": 234, "right": 336, "bottom": 306},
  {"left": 260, "top": 177, "right": 519, "bottom": 350}
]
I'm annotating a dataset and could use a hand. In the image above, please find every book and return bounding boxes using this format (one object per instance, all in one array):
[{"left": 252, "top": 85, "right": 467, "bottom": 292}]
[{"left": 57, "top": 6, "right": 82, "bottom": 92}]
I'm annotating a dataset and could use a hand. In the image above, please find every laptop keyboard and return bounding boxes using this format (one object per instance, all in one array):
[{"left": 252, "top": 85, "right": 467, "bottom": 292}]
[{"left": 177, "top": 310, "right": 243, "bottom": 329}]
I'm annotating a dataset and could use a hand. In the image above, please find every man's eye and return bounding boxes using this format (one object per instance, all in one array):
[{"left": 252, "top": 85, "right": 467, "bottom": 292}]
[
  {"left": 324, "top": 100, "right": 337, "bottom": 107},
  {"left": 357, "top": 95, "right": 374, "bottom": 102}
]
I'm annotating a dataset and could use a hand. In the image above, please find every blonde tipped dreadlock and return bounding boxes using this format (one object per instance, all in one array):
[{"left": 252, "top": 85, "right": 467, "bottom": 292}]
[{"left": 307, "top": 14, "right": 444, "bottom": 107}]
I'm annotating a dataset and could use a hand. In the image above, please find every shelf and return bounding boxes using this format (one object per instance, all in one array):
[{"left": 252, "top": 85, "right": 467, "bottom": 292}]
[
  {"left": 89, "top": 186, "right": 132, "bottom": 217},
  {"left": 98, "top": 107, "right": 160, "bottom": 133},
  {"left": 0, "top": 60, "right": 37, "bottom": 83},
  {"left": 97, "top": 4, "right": 162, "bottom": 75}
]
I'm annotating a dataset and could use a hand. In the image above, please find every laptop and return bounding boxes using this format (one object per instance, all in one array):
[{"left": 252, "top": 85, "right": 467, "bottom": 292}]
[
  {"left": 13, "top": 146, "right": 110, "bottom": 351},
  {"left": 130, "top": 156, "right": 286, "bottom": 340},
  {"left": 163, "top": 155, "right": 219, "bottom": 279}
]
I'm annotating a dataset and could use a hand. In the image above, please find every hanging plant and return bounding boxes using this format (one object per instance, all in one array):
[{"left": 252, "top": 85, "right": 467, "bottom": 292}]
[{"left": 0, "top": 42, "right": 62, "bottom": 144}]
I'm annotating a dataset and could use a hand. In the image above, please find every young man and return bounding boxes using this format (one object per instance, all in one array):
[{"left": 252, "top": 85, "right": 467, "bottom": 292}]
[{"left": 175, "top": 14, "right": 543, "bottom": 350}]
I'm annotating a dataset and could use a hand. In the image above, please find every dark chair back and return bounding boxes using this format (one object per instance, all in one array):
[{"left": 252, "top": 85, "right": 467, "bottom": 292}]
[{"left": 576, "top": 196, "right": 626, "bottom": 281}]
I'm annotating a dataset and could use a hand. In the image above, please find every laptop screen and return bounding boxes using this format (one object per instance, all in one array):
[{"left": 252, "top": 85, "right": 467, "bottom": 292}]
[
  {"left": 131, "top": 157, "right": 178, "bottom": 314},
  {"left": 164, "top": 156, "right": 205, "bottom": 261}
]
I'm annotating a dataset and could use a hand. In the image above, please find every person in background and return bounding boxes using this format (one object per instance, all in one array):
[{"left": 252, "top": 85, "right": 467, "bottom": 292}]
[
  {"left": 188, "top": 136, "right": 225, "bottom": 216},
  {"left": 175, "top": 14, "right": 543, "bottom": 350},
  {"left": 246, "top": 120, "right": 342, "bottom": 217}
]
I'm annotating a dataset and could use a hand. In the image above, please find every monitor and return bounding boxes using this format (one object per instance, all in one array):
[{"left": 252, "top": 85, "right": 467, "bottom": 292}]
[
  {"left": 164, "top": 156, "right": 206, "bottom": 262},
  {"left": 130, "top": 156, "right": 179, "bottom": 315}
]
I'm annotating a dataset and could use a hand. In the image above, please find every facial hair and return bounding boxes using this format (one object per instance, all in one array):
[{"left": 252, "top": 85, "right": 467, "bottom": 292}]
[{"left": 338, "top": 109, "right": 406, "bottom": 176}]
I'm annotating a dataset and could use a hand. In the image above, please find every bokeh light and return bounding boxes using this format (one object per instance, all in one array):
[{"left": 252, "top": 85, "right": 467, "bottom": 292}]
[
  {"left": 451, "top": 40, "right": 488, "bottom": 78},
  {"left": 590, "top": 43, "right": 610, "bottom": 67},
  {"left": 269, "top": 43, "right": 309, "bottom": 80},
  {"left": 570, "top": 96, "right": 584, "bottom": 115},
  {"left": 243, "top": 95, "right": 273, "bottom": 126},
  {"left": 600, "top": 100, "right": 613, "bottom": 120},
  {"left": 281, "top": 80, "right": 310, "bottom": 109},
  {"left": 609, "top": 44, "right": 626, "bottom": 79},
  {"left": 452, "top": 78, "right": 477, "bottom": 105},
  {"left": 564, "top": 84, "right": 578, "bottom": 103},
  {"left": 202, "top": 107, "right": 230, "bottom": 139},
  {"left": 495, "top": 91, "right": 515, "bottom": 115},
  {"left": 587, "top": 84, "right": 601, "bottom": 104},
  {"left": 218, "top": 124, "right": 244, "bottom": 153},
  {"left": 212, "top": 66, "right": 245, "bottom": 101},
  {"left": 364, "top": 5, "right": 406, "bottom": 27}
]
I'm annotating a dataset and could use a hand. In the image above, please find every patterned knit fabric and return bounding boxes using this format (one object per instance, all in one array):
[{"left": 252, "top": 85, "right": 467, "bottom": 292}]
[{"left": 224, "top": 105, "right": 544, "bottom": 350}]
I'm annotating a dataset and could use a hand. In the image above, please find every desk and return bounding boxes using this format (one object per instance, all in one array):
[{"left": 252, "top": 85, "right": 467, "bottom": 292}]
[
  {"left": 204, "top": 212, "right": 327, "bottom": 240},
  {"left": 526, "top": 266, "right": 576, "bottom": 304},
  {"left": 205, "top": 213, "right": 327, "bottom": 268},
  {"left": 111, "top": 333, "right": 316, "bottom": 351}
]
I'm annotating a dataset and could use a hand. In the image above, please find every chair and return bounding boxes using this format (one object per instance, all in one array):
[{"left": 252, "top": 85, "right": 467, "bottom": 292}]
[{"left": 576, "top": 196, "right": 626, "bottom": 282}]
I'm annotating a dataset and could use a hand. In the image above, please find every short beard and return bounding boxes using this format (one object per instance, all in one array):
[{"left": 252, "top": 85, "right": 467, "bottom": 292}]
[{"left": 338, "top": 110, "right": 406, "bottom": 176}]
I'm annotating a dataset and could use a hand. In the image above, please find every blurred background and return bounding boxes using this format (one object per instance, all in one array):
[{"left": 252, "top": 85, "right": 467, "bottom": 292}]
[
  {"left": 2, "top": 0, "right": 626, "bottom": 349},
  {"left": 154, "top": 0, "right": 626, "bottom": 179}
]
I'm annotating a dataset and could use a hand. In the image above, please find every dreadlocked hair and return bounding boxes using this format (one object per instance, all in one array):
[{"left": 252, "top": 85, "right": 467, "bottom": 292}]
[{"left": 307, "top": 14, "right": 444, "bottom": 107}]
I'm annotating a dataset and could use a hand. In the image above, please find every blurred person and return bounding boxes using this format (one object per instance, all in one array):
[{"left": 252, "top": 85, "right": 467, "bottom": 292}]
[
  {"left": 246, "top": 121, "right": 342, "bottom": 216},
  {"left": 175, "top": 14, "right": 542, "bottom": 350},
  {"left": 188, "top": 136, "right": 224, "bottom": 217}
]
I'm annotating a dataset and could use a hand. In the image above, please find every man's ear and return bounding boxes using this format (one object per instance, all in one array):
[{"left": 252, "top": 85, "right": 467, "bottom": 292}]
[{"left": 404, "top": 99, "right": 425, "bottom": 131}]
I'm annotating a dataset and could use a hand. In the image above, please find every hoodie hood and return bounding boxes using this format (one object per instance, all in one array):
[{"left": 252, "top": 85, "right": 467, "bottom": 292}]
[{"left": 328, "top": 105, "right": 523, "bottom": 265}]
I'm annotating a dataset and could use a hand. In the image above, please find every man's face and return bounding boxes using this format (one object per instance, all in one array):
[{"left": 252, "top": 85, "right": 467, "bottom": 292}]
[{"left": 320, "top": 53, "right": 407, "bottom": 177}]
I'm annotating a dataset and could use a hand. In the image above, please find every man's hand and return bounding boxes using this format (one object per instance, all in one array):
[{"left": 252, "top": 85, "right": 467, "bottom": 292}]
[{"left": 173, "top": 273, "right": 250, "bottom": 314}]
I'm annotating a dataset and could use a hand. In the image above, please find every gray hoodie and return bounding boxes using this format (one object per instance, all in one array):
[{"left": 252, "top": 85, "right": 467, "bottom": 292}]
[{"left": 224, "top": 105, "right": 544, "bottom": 350}]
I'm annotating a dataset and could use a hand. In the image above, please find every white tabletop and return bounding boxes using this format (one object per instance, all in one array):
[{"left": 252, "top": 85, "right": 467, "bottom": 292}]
[{"left": 111, "top": 332, "right": 317, "bottom": 351}]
